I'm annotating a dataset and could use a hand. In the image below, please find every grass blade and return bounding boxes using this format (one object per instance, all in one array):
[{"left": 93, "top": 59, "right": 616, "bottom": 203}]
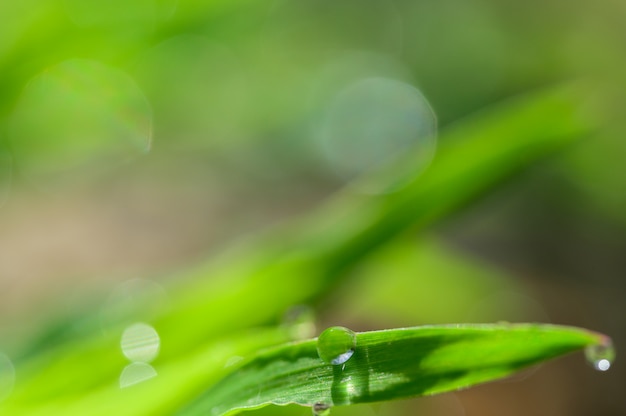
[{"left": 180, "top": 324, "right": 611, "bottom": 416}]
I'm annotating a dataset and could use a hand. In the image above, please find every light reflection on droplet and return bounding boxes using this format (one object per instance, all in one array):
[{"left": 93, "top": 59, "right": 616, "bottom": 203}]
[
  {"left": 596, "top": 359, "right": 611, "bottom": 371},
  {"left": 121, "top": 322, "right": 160, "bottom": 363},
  {"left": 9, "top": 59, "right": 152, "bottom": 189},
  {"left": 0, "top": 352, "right": 15, "bottom": 402},
  {"left": 317, "top": 77, "right": 437, "bottom": 194},
  {"left": 585, "top": 339, "right": 615, "bottom": 372},
  {"left": 119, "top": 362, "right": 158, "bottom": 388}
]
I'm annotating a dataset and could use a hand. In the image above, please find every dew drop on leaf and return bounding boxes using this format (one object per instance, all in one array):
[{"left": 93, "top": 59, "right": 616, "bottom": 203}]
[
  {"left": 585, "top": 338, "right": 615, "bottom": 372},
  {"left": 317, "top": 326, "right": 356, "bottom": 365},
  {"left": 312, "top": 402, "right": 331, "bottom": 416}
]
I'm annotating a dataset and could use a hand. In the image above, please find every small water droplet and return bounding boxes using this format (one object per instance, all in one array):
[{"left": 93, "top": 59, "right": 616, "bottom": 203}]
[
  {"left": 121, "top": 322, "right": 160, "bottom": 363},
  {"left": 585, "top": 339, "right": 615, "bottom": 372},
  {"left": 317, "top": 326, "right": 356, "bottom": 365},
  {"left": 312, "top": 402, "right": 331, "bottom": 416}
]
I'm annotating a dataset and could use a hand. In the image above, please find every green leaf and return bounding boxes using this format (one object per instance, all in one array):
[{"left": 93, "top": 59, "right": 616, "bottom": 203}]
[{"left": 179, "top": 324, "right": 611, "bottom": 416}]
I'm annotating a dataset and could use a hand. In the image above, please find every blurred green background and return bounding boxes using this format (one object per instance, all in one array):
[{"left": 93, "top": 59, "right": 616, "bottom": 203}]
[{"left": 0, "top": 0, "right": 624, "bottom": 415}]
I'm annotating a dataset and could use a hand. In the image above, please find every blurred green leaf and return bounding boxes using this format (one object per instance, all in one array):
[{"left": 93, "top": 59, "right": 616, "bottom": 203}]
[{"left": 1, "top": 327, "right": 291, "bottom": 416}]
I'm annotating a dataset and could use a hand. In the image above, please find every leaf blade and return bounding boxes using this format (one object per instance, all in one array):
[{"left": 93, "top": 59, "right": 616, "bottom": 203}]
[{"left": 180, "top": 324, "right": 608, "bottom": 416}]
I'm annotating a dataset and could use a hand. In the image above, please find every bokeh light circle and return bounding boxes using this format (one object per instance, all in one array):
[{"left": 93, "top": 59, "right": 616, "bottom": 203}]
[
  {"left": 121, "top": 322, "right": 160, "bottom": 363},
  {"left": 317, "top": 77, "right": 437, "bottom": 193}
]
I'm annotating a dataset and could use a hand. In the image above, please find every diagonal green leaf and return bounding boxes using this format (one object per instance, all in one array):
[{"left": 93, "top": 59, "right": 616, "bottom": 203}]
[
  {"left": 0, "top": 327, "right": 292, "bottom": 416},
  {"left": 180, "top": 324, "right": 612, "bottom": 416}
]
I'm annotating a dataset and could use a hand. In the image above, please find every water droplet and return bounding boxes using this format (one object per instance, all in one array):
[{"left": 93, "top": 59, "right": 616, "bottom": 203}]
[
  {"left": 317, "top": 326, "right": 356, "bottom": 365},
  {"left": 119, "top": 362, "right": 158, "bottom": 388},
  {"left": 585, "top": 339, "right": 615, "bottom": 372},
  {"left": 121, "top": 322, "right": 160, "bottom": 363},
  {"left": 282, "top": 305, "right": 316, "bottom": 340},
  {"left": 0, "top": 352, "right": 16, "bottom": 402},
  {"left": 312, "top": 402, "right": 331, "bottom": 416}
]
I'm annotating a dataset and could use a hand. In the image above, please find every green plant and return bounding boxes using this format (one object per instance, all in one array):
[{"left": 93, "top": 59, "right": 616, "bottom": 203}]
[
  {"left": 0, "top": 82, "right": 614, "bottom": 415},
  {"left": 1, "top": 2, "right": 623, "bottom": 415},
  {"left": 184, "top": 324, "right": 612, "bottom": 416}
]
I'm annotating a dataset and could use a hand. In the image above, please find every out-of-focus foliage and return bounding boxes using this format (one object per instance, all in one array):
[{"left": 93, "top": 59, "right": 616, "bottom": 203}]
[{"left": 0, "top": 0, "right": 623, "bottom": 415}]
